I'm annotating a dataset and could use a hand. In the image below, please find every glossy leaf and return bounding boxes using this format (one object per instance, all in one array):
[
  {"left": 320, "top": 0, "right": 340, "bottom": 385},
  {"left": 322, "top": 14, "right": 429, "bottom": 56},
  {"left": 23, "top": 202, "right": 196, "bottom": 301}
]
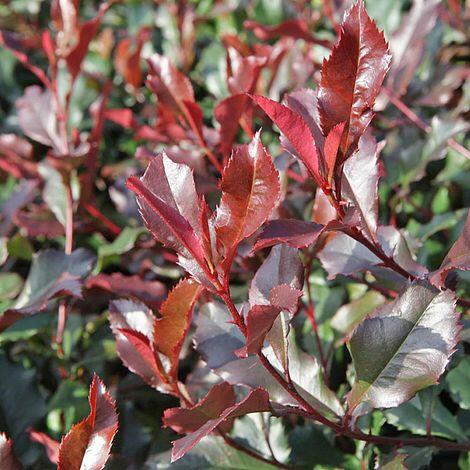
[
  {"left": 253, "top": 219, "right": 324, "bottom": 251},
  {"left": 127, "top": 153, "right": 211, "bottom": 284},
  {"left": 249, "top": 244, "right": 303, "bottom": 310},
  {"left": 194, "top": 302, "right": 342, "bottom": 417},
  {"left": 348, "top": 280, "right": 460, "bottom": 417},
  {"left": 154, "top": 278, "right": 202, "bottom": 378},
  {"left": 342, "top": 131, "right": 380, "bottom": 241},
  {"left": 215, "top": 132, "right": 280, "bottom": 259},
  {"left": 317, "top": 0, "right": 391, "bottom": 154},
  {"left": 147, "top": 435, "right": 277, "bottom": 469},
  {"left": 170, "top": 388, "right": 270, "bottom": 462},
  {"left": 252, "top": 95, "right": 321, "bottom": 184},
  {"left": 58, "top": 375, "right": 118, "bottom": 470},
  {"left": 1, "top": 249, "right": 95, "bottom": 332},
  {"left": 164, "top": 382, "right": 236, "bottom": 434},
  {"left": 109, "top": 299, "right": 166, "bottom": 391}
]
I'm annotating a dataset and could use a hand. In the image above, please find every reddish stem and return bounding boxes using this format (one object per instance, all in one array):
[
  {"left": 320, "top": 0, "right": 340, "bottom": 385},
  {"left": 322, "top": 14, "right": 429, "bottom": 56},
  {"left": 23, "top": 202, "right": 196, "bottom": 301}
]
[
  {"left": 304, "top": 260, "right": 329, "bottom": 382},
  {"left": 383, "top": 87, "right": 470, "bottom": 161},
  {"left": 83, "top": 202, "right": 121, "bottom": 236}
]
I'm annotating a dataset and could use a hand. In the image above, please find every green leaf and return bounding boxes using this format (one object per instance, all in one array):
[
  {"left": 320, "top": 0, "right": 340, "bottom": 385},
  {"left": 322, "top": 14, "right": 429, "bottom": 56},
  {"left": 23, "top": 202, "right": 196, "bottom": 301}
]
[
  {"left": 194, "top": 302, "right": 342, "bottom": 417},
  {"left": 9, "top": 248, "right": 95, "bottom": 315},
  {"left": 0, "top": 352, "right": 46, "bottom": 462},
  {"left": 93, "top": 226, "right": 144, "bottom": 273},
  {"left": 0, "top": 273, "right": 23, "bottom": 301},
  {"left": 348, "top": 280, "right": 459, "bottom": 417},
  {"left": 384, "top": 396, "right": 466, "bottom": 441},
  {"left": 7, "top": 233, "right": 33, "bottom": 261},
  {"left": 38, "top": 161, "right": 67, "bottom": 228},
  {"left": 288, "top": 424, "right": 344, "bottom": 468},
  {"left": 447, "top": 358, "right": 470, "bottom": 410},
  {"left": 232, "top": 414, "right": 290, "bottom": 465},
  {"left": 47, "top": 379, "right": 89, "bottom": 433},
  {"left": 331, "top": 290, "right": 386, "bottom": 338},
  {"left": 146, "top": 435, "right": 278, "bottom": 469}
]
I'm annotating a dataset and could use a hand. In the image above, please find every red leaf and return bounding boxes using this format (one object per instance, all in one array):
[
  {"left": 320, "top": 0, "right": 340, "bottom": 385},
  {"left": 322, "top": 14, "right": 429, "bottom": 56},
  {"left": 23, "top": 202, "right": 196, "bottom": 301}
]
[
  {"left": 170, "top": 388, "right": 270, "bottom": 462},
  {"left": 244, "top": 18, "right": 331, "bottom": 48},
  {"left": 215, "top": 94, "right": 249, "bottom": 158},
  {"left": 0, "top": 433, "right": 21, "bottom": 470},
  {"left": 215, "top": 132, "right": 280, "bottom": 260},
  {"left": 163, "top": 382, "right": 236, "bottom": 434},
  {"left": 237, "top": 305, "right": 281, "bottom": 357},
  {"left": 65, "top": 3, "right": 109, "bottom": 80},
  {"left": 269, "top": 284, "right": 303, "bottom": 313},
  {"left": 253, "top": 219, "right": 324, "bottom": 251},
  {"left": 29, "top": 430, "right": 59, "bottom": 464},
  {"left": 324, "top": 122, "right": 346, "bottom": 182},
  {"left": 114, "top": 27, "right": 150, "bottom": 88},
  {"left": 147, "top": 54, "right": 195, "bottom": 115},
  {"left": 154, "top": 278, "right": 202, "bottom": 379},
  {"left": 109, "top": 300, "right": 167, "bottom": 390},
  {"left": 57, "top": 375, "right": 118, "bottom": 470},
  {"left": 14, "top": 206, "right": 65, "bottom": 239},
  {"left": 85, "top": 273, "right": 166, "bottom": 308},
  {"left": 252, "top": 95, "right": 322, "bottom": 184},
  {"left": 227, "top": 50, "right": 266, "bottom": 95},
  {"left": 317, "top": 0, "right": 391, "bottom": 154},
  {"left": 430, "top": 211, "right": 470, "bottom": 287},
  {"left": 104, "top": 108, "right": 137, "bottom": 128}
]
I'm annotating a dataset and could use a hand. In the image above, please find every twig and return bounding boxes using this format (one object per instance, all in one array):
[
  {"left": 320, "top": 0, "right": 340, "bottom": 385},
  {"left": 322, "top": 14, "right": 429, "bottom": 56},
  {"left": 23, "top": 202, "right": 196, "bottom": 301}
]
[
  {"left": 304, "top": 259, "right": 329, "bottom": 383},
  {"left": 382, "top": 87, "right": 470, "bottom": 161}
]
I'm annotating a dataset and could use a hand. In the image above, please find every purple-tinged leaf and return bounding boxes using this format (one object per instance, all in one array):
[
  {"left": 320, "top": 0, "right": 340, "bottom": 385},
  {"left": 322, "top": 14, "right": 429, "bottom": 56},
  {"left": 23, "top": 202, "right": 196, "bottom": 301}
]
[
  {"left": 253, "top": 219, "right": 324, "bottom": 251},
  {"left": 348, "top": 280, "right": 460, "bottom": 418},
  {"left": 249, "top": 244, "right": 303, "bottom": 310},
  {"left": 194, "top": 302, "right": 343, "bottom": 417},
  {"left": 164, "top": 382, "right": 236, "bottom": 434},
  {"left": 147, "top": 54, "right": 195, "bottom": 115},
  {"left": 319, "top": 226, "right": 426, "bottom": 281},
  {"left": 57, "top": 375, "right": 118, "bottom": 470},
  {"left": 16, "top": 86, "right": 67, "bottom": 155},
  {"left": 215, "top": 132, "right": 280, "bottom": 260},
  {"left": 85, "top": 273, "right": 166, "bottom": 309},
  {"left": 0, "top": 180, "right": 38, "bottom": 237},
  {"left": 0, "top": 249, "right": 95, "bottom": 332},
  {"left": 170, "top": 388, "right": 270, "bottom": 462},
  {"left": 386, "top": 0, "right": 440, "bottom": 97},
  {"left": 317, "top": 0, "right": 391, "bottom": 154},
  {"left": 342, "top": 131, "right": 381, "bottom": 241},
  {"left": 238, "top": 305, "right": 281, "bottom": 357}
]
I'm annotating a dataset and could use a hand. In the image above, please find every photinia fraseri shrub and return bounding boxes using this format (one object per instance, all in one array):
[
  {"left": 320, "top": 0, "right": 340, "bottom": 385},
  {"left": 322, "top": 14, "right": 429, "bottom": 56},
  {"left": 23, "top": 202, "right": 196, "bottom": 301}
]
[
  {"left": 0, "top": 0, "right": 469, "bottom": 468},
  {"left": 114, "top": 0, "right": 469, "bottom": 465}
]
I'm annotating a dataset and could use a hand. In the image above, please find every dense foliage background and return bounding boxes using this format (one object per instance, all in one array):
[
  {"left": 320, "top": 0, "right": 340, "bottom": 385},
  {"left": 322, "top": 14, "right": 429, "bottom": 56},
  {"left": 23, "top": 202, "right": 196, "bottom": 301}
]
[{"left": 0, "top": 0, "right": 469, "bottom": 468}]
